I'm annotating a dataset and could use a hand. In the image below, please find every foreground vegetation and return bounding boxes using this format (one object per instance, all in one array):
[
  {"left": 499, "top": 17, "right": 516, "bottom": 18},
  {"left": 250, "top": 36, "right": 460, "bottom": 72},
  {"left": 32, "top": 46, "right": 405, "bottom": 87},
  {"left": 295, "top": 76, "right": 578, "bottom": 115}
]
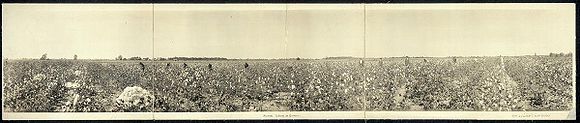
[{"left": 2, "top": 56, "right": 573, "bottom": 112}]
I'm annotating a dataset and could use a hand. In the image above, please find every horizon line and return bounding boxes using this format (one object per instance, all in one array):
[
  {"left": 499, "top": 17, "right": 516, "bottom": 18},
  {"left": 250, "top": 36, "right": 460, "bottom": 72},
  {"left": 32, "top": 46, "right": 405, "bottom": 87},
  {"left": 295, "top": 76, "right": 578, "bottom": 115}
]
[{"left": 3, "top": 53, "right": 573, "bottom": 60}]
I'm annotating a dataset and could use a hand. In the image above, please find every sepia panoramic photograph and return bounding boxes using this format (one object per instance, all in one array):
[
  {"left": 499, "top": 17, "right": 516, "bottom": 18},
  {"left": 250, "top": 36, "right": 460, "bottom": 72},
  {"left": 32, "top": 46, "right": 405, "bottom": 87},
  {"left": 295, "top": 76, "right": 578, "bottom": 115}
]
[{"left": 1, "top": 3, "right": 575, "bottom": 120}]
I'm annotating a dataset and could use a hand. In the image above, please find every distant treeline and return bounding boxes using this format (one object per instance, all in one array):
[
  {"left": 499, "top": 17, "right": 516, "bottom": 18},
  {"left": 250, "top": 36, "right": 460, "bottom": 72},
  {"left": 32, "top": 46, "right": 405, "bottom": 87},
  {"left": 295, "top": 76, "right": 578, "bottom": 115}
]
[
  {"left": 323, "top": 56, "right": 357, "bottom": 59},
  {"left": 115, "top": 55, "right": 227, "bottom": 61},
  {"left": 166, "top": 57, "right": 227, "bottom": 61},
  {"left": 548, "top": 52, "right": 573, "bottom": 57}
]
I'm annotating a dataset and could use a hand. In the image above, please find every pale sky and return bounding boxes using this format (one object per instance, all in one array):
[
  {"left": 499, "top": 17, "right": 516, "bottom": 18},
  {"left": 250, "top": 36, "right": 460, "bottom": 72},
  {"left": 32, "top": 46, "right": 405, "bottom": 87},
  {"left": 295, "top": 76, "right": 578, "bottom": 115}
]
[
  {"left": 153, "top": 5, "right": 286, "bottom": 59},
  {"left": 286, "top": 5, "right": 365, "bottom": 59},
  {"left": 2, "top": 4, "right": 575, "bottom": 59},
  {"left": 366, "top": 4, "right": 575, "bottom": 57},
  {"left": 2, "top": 4, "right": 153, "bottom": 59}
]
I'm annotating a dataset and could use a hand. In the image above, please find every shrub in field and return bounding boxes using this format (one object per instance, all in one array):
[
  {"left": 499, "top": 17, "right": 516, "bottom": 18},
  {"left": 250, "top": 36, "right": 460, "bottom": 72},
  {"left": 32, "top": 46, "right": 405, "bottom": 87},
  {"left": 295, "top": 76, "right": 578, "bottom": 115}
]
[
  {"left": 115, "top": 86, "right": 154, "bottom": 111},
  {"left": 33, "top": 74, "right": 46, "bottom": 81}
]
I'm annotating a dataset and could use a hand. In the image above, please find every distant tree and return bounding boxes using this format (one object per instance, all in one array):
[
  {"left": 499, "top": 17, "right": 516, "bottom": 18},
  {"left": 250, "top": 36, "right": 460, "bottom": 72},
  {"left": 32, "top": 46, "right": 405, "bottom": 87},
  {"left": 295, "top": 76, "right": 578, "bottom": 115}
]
[
  {"left": 548, "top": 52, "right": 568, "bottom": 57},
  {"left": 566, "top": 52, "right": 573, "bottom": 57},
  {"left": 128, "top": 57, "right": 142, "bottom": 60},
  {"left": 296, "top": 57, "right": 301, "bottom": 60},
  {"left": 116, "top": 55, "right": 123, "bottom": 60},
  {"left": 40, "top": 53, "right": 48, "bottom": 60},
  {"left": 73, "top": 54, "right": 78, "bottom": 60},
  {"left": 550, "top": 53, "right": 558, "bottom": 57}
]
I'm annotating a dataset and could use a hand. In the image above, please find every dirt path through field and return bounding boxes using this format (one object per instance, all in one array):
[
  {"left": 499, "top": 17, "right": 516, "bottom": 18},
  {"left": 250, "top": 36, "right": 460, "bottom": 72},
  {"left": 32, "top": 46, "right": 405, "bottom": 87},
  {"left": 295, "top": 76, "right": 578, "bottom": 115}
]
[
  {"left": 392, "top": 83, "right": 407, "bottom": 104},
  {"left": 56, "top": 71, "right": 82, "bottom": 112},
  {"left": 55, "top": 85, "right": 79, "bottom": 112},
  {"left": 393, "top": 81, "right": 424, "bottom": 110},
  {"left": 499, "top": 57, "right": 518, "bottom": 89},
  {"left": 498, "top": 57, "right": 529, "bottom": 110},
  {"left": 393, "top": 80, "right": 424, "bottom": 110}
]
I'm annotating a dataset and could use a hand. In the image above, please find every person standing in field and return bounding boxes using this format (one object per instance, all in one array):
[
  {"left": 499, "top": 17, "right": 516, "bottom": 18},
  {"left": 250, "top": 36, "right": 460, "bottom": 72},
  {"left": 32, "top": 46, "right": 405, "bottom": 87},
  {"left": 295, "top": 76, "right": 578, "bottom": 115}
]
[
  {"left": 500, "top": 55, "right": 505, "bottom": 70},
  {"left": 208, "top": 63, "right": 213, "bottom": 70},
  {"left": 139, "top": 62, "right": 145, "bottom": 71},
  {"left": 405, "top": 56, "right": 410, "bottom": 65},
  {"left": 183, "top": 63, "right": 188, "bottom": 68},
  {"left": 244, "top": 63, "right": 249, "bottom": 68}
]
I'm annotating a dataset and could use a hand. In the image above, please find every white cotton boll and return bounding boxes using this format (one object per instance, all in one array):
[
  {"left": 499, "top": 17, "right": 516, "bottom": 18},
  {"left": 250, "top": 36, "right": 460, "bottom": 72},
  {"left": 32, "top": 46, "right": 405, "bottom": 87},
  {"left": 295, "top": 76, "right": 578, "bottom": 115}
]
[
  {"left": 74, "top": 70, "right": 82, "bottom": 76},
  {"left": 65, "top": 82, "right": 80, "bottom": 88}
]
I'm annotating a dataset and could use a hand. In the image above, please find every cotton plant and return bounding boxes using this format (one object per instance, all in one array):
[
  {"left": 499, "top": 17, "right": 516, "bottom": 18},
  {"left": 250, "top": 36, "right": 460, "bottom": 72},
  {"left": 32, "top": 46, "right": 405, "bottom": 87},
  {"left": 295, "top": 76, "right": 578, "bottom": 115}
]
[
  {"left": 115, "top": 86, "right": 155, "bottom": 111},
  {"left": 33, "top": 73, "right": 46, "bottom": 81}
]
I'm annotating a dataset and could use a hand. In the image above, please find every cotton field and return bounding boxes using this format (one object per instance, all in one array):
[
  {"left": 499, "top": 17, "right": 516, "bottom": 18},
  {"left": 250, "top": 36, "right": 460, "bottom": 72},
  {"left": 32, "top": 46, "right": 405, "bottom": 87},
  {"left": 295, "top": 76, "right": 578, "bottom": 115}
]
[{"left": 1, "top": 56, "right": 573, "bottom": 112}]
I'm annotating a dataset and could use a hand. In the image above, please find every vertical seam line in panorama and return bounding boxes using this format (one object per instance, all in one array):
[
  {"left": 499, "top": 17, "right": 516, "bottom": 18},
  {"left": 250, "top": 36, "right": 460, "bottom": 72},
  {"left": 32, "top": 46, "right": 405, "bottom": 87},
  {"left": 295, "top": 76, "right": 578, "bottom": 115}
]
[
  {"left": 363, "top": 3, "right": 367, "bottom": 120},
  {"left": 151, "top": 3, "right": 155, "bottom": 119}
]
